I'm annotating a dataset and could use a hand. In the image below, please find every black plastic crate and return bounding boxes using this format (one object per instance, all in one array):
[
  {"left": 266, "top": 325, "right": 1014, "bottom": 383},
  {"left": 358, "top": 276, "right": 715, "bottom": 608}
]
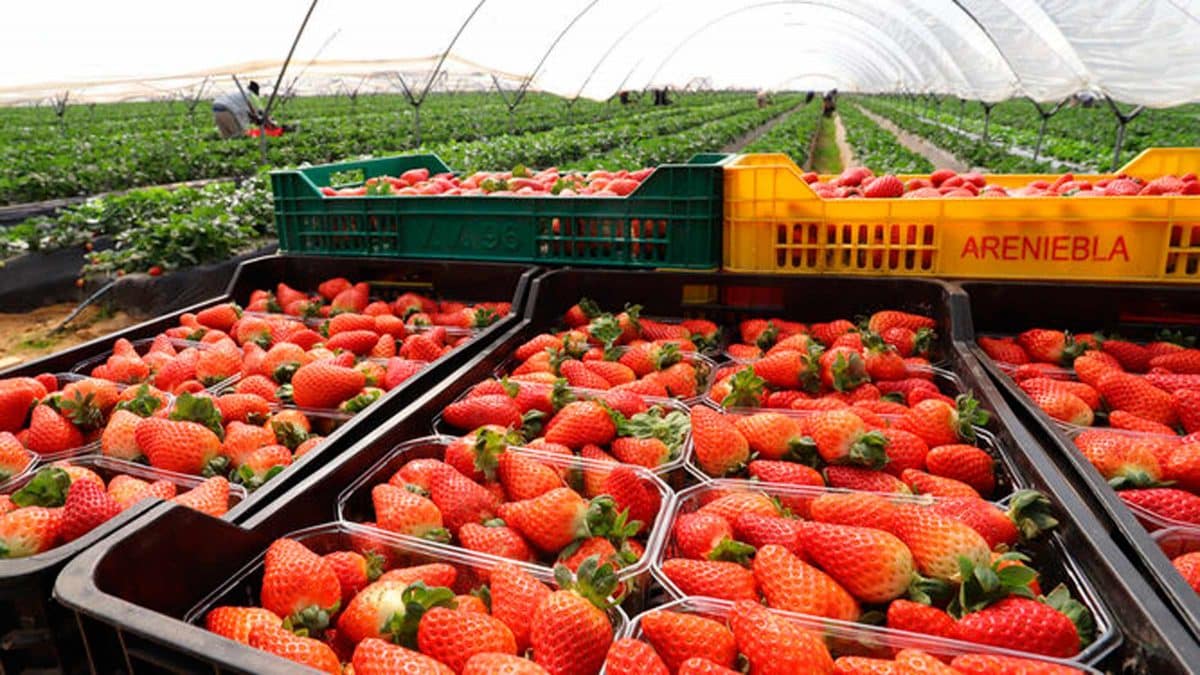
[
  {"left": 0, "top": 254, "right": 534, "bottom": 674},
  {"left": 955, "top": 280, "right": 1200, "bottom": 646}
]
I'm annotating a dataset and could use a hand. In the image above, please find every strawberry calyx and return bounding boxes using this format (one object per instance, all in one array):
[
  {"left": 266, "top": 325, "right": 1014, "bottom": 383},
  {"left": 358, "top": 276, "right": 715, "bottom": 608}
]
[
  {"left": 549, "top": 378, "right": 575, "bottom": 411},
  {"left": 907, "top": 574, "right": 954, "bottom": 605},
  {"left": 619, "top": 407, "right": 689, "bottom": 458},
  {"left": 690, "top": 326, "right": 722, "bottom": 354},
  {"left": 848, "top": 430, "right": 890, "bottom": 470},
  {"left": 1006, "top": 490, "right": 1059, "bottom": 541},
  {"left": 470, "top": 307, "right": 500, "bottom": 329},
  {"left": 783, "top": 436, "right": 821, "bottom": 467},
  {"left": 707, "top": 537, "right": 756, "bottom": 565},
  {"left": 953, "top": 394, "right": 990, "bottom": 442},
  {"left": 233, "top": 463, "right": 285, "bottom": 489},
  {"left": 912, "top": 327, "right": 936, "bottom": 357},
  {"left": 11, "top": 467, "right": 71, "bottom": 507},
  {"left": 340, "top": 388, "right": 382, "bottom": 414},
  {"left": 754, "top": 322, "right": 779, "bottom": 352},
  {"left": 472, "top": 428, "right": 516, "bottom": 482},
  {"left": 521, "top": 410, "right": 547, "bottom": 439},
  {"left": 1059, "top": 332, "right": 1093, "bottom": 365},
  {"left": 170, "top": 392, "right": 225, "bottom": 441},
  {"left": 470, "top": 584, "right": 492, "bottom": 612},
  {"left": 588, "top": 315, "right": 623, "bottom": 359},
  {"left": 272, "top": 362, "right": 300, "bottom": 384},
  {"left": 275, "top": 384, "right": 295, "bottom": 405},
  {"left": 948, "top": 553, "right": 1037, "bottom": 618},
  {"left": 584, "top": 496, "right": 642, "bottom": 544},
  {"left": 721, "top": 367, "right": 765, "bottom": 408},
  {"left": 498, "top": 376, "right": 520, "bottom": 398},
  {"left": 554, "top": 555, "right": 621, "bottom": 609},
  {"left": 265, "top": 294, "right": 284, "bottom": 314},
  {"left": 1156, "top": 328, "right": 1197, "bottom": 348},
  {"left": 283, "top": 598, "right": 341, "bottom": 639},
  {"left": 114, "top": 384, "right": 164, "bottom": 418},
  {"left": 1043, "top": 583, "right": 1096, "bottom": 648},
  {"left": 831, "top": 351, "right": 869, "bottom": 392},
  {"left": 383, "top": 582, "right": 456, "bottom": 648},
  {"left": 272, "top": 420, "right": 310, "bottom": 450},
  {"left": 652, "top": 342, "right": 682, "bottom": 370}
]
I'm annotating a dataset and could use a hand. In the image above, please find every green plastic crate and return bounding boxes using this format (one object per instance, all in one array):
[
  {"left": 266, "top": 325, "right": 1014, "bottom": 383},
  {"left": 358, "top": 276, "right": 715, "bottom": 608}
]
[{"left": 270, "top": 153, "right": 729, "bottom": 269}]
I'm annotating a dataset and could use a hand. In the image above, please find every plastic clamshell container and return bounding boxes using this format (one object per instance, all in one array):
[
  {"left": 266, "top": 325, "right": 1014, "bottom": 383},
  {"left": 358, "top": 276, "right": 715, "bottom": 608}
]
[
  {"left": 651, "top": 479, "right": 1118, "bottom": 666},
  {"left": 432, "top": 381, "right": 694, "bottom": 480},
  {"left": 69, "top": 337, "right": 240, "bottom": 393},
  {"left": 271, "top": 153, "right": 729, "bottom": 269},
  {"left": 613, "top": 597, "right": 1101, "bottom": 674},
  {"left": 722, "top": 148, "right": 1200, "bottom": 282},
  {"left": 183, "top": 521, "right": 631, "bottom": 645},
  {"left": 682, "top": 403, "right": 1025, "bottom": 499},
  {"left": 337, "top": 435, "right": 674, "bottom": 611}
]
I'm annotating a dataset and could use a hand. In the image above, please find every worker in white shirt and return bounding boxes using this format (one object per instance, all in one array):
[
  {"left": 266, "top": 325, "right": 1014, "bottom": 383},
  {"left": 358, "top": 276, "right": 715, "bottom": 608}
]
[{"left": 212, "top": 81, "right": 264, "bottom": 139}]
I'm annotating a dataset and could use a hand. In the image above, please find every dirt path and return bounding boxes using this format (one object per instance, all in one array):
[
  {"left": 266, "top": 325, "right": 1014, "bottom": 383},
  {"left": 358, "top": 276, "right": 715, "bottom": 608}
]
[
  {"left": 833, "top": 112, "right": 855, "bottom": 168},
  {"left": 720, "top": 102, "right": 803, "bottom": 153},
  {"left": 855, "top": 105, "right": 969, "bottom": 172},
  {"left": 0, "top": 303, "right": 137, "bottom": 371}
]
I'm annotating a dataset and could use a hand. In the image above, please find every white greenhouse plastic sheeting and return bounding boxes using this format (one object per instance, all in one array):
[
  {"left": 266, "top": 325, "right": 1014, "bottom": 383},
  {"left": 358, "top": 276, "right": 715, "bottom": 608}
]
[{"left": 2, "top": 0, "right": 1199, "bottom": 106}]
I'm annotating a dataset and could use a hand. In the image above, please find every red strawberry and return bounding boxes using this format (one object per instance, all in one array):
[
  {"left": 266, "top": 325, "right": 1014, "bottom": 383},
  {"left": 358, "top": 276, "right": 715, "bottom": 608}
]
[
  {"left": 747, "top": 460, "right": 824, "bottom": 488},
  {"left": 925, "top": 444, "right": 995, "bottom": 495},
  {"left": 544, "top": 401, "right": 616, "bottom": 449},
  {"left": 896, "top": 395, "right": 989, "bottom": 447},
  {"left": 372, "top": 483, "right": 450, "bottom": 541},
  {"left": 1017, "top": 329, "right": 1090, "bottom": 365},
  {"left": 601, "top": 466, "right": 660, "bottom": 535},
  {"left": 807, "top": 410, "right": 888, "bottom": 469},
  {"left": 887, "top": 598, "right": 960, "bottom": 640},
  {"left": 641, "top": 610, "right": 737, "bottom": 672},
  {"left": 530, "top": 558, "right": 617, "bottom": 675},
  {"left": 1176, "top": 389, "right": 1200, "bottom": 434},
  {"left": 797, "top": 520, "right": 913, "bottom": 603},
  {"left": 753, "top": 544, "right": 859, "bottom": 620},
  {"left": 196, "top": 303, "right": 241, "bottom": 332},
  {"left": 673, "top": 512, "right": 747, "bottom": 561},
  {"left": 205, "top": 606, "right": 281, "bottom": 645},
  {"left": 427, "top": 465, "right": 500, "bottom": 534},
  {"left": 729, "top": 599, "right": 835, "bottom": 674},
  {"left": 323, "top": 551, "right": 382, "bottom": 606},
  {"left": 25, "top": 405, "right": 84, "bottom": 454},
  {"left": 735, "top": 413, "right": 807, "bottom": 462},
  {"left": 863, "top": 174, "right": 904, "bottom": 198},
  {"left": 604, "top": 638, "right": 669, "bottom": 675},
  {"left": 1027, "top": 388, "right": 1094, "bottom": 426},
  {"left": 690, "top": 406, "right": 750, "bottom": 477},
  {"left": 172, "top": 476, "right": 231, "bottom": 517},
  {"left": 490, "top": 562, "right": 551, "bottom": 652},
  {"left": 824, "top": 465, "right": 910, "bottom": 493},
  {"left": 1120, "top": 488, "right": 1200, "bottom": 526},
  {"left": 732, "top": 513, "right": 805, "bottom": 555},
  {"left": 260, "top": 538, "right": 342, "bottom": 635},
  {"left": 248, "top": 623, "right": 340, "bottom": 674},
  {"left": 955, "top": 594, "right": 1083, "bottom": 658},
  {"left": 290, "top": 362, "right": 366, "bottom": 409},
  {"left": 950, "top": 653, "right": 1084, "bottom": 675},
  {"left": 659, "top": 558, "right": 758, "bottom": 602},
  {"left": 0, "top": 432, "right": 31, "bottom": 481},
  {"left": 978, "top": 336, "right": 1030, "bottom": 365},
  {"left": 1097, "top": 371, "right": 1177, "bottom": 426},
  {"left": 459, "top": 521, "right": 534, "bottom": 561},
  {"left": 1101, "top": 339, "right": 1153, "bottom": 372},
  {"left": 417, "top": 606, "right": 517, "bottom": 672},
  {"left": 0, "top": 506, "right": 63, "bottom": 558},
  {"left": 819, "top": 347, "right": 869, "bottom": 392},
  {"left": 59, "top": 479, "right": 121, "bottom": 543},
  {"left": 463, "top": 653, "right": 546, "bottom": 674}
]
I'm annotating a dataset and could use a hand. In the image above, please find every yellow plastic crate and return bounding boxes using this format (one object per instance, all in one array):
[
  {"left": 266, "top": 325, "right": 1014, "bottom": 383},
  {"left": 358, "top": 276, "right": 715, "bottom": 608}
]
[{"left": 723, "top": 148, "right": 1200, "bottom": 282}]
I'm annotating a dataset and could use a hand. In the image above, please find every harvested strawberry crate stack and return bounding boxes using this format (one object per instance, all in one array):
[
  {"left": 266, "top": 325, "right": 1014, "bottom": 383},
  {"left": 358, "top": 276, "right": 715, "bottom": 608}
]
[
  {"left": 960, "top": 279, "right": 1200, "bottom": 645},
  {"left": 0, "top": 254, "right": 535, "bottom": 674},
  {"left": 49, "top": 270, "right": 1200, "bottom": 673}
]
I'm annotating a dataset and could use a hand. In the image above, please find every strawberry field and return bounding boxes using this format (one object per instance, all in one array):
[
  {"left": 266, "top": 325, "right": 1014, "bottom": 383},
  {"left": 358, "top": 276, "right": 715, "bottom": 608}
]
[{"left": 4, "top": 4, "right": 1200, "bottom": 673}]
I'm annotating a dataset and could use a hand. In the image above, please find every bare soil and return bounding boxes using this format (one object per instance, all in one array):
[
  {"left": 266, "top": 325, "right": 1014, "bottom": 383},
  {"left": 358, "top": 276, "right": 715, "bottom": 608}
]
[
  {"left": 855, "top": 105, "right": 970, "bottom": 172},
  {"left": 833, "top": 112, "right": 855, "bottom": 168},
  {"left": 0, "top": 303, "right": 137, "bottom": 370}
]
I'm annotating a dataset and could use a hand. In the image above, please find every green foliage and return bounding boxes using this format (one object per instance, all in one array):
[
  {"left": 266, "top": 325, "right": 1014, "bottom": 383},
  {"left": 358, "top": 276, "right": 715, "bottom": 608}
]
[{"left": 839, "top": 105, "right": 934, "bottom": 174}]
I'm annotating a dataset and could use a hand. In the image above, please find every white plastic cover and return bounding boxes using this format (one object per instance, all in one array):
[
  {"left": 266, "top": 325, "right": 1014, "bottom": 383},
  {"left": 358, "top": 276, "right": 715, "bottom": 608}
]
[{"left": 2, "top": 0, "right": 1198, "bottom": 106}]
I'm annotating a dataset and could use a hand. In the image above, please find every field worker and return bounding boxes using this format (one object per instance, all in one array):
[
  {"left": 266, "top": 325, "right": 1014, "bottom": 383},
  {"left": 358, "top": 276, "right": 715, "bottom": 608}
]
[{"left": 212, "top": 81, "right": 264, "bottom": 139}]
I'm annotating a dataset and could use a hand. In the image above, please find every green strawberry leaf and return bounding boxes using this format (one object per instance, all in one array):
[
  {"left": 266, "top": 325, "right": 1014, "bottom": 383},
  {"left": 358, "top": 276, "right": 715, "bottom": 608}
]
[
  {"left": 11, "top": 467, "right": 71, "bottom": 507},
  {"left": 1006, "top": 489, "right": 1059, "bottom": 541},
  {"left": 621, "top": 408, "right": 689, "bottom": 456},
  {"left": 754, "top": 322, "right": 779, "bottom": 351},
  {"left": 388, "top": 582, "right": 456, "bottom": 648},
  {"left": 60, "top": 392, "right": 104, "bottom": 432},
  {"left": 722, "top": 367, "right": 765, "bottom": 408},
  {"left": 272, "top": 362, "right": 300, "bottom": 385},
  {"left": 707, "top": 537, "right": 756, "bottom": 565},
  {"left": 169, "top": 392, "right": 225, "bottom": 440},
  {"left": 272, "top": 421, "right": 310, "bottom": 450},
  {"left": 1043, "top": 583, "right": 1096, "bottom": 647}
]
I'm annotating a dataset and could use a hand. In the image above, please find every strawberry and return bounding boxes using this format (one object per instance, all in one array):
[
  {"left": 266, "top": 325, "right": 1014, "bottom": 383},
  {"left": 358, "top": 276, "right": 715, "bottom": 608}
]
[
  {"left": 372, "top": 483, "right": 450, "bottom": 541},
  {"left": 867, "top": 311, "right": 935, "bottom": 334},
  {"left": 729, "top": 599, "right": 835, "bottom": 674},
  {"left": 698, "top": 491, "right": 780, "bottom": 522},
  {"left": 1097, "top": 371, "right": 1177, "bottom": 426},
  {"left": 807, "top": 410, "right": 888, "bottom": 469},
  {"left": 221, "top": 421, "right": 277, "bottom": 468},
  {"left": 135, "top": 394, "right": 225, "bottom": 475},
  {"left": 443, "top": 394, "right": 523, "bottom": 432},
  {"left": 196, "top": 303, "right": 242, "bottom": 332},
  {"left": 902, "top": 468, "right": 980, "bottom": 498},
  {"left": 323, "top": 551, "right": 382, "bottom": 606},
  {"left": 0, "top": 432, "right": 31, "bottom": 481},
  {"left": 560, "top": 360, "right": 612, "bottom": 390},
  {"left": 924, "top": 444, "right": 995, "bottom": 495},
  {"left": 214, "top": 393, "right": 272, "bottom": 425},
  {"left": 747, "top": 460, "right": 824, "bottom": 488},
  {"left": 862, "top": 174, "right": 904, "bottom": 198},
  {"left": 377, "top": 563, "right": 458, "bottom": 588},
  {"left": 886, "top": 599, "right": 960, "bottom": 640},
  {"left": 673, "top": 512, "right": 750, "bottom": 561},
  {"left": 601, "top": 466, "right": 660, "bottom": 535},
  {"left": 530, "top": 558, "right": 618, "bottom": 675},
  {"left": 0, "top": 378, "right": 46, "bottom": 433},
  {"left": 950, "top": 653, "right": 1084, "bottom": 675},
  {"left": 819, "top": 347, "right": 868, "bottom": 392},
  {"left": 641, "top": 610, "right": 737, "bottom": 672},
  {"left": 659, "top": 558, "right": 758, "bottom": 601},
  {"left": 0, "top": 506, "right": 63, "bottom": 558},
  {"left": 690, "top": 406, "right": 750, "bottom": 477},
  {"left": 1120, "top": 488, "right": 1200, "bottom": 526},
  {"left": 824, "top": 465, "right": 909, "bottom": 493},
  {"left": 796, "top": 521, "right": 913, "bottom": 603},
  {"left": 59, "top": 479, "right": 121, "bottom": 543},
  {"left": 934, "top": 490, "right": 1058, "bottom": 549},
  {"left": 172, "top": 476, "right": 232, "bottom": 517},
  {"left": 1110, "top": 410, "right": 1177, "bottom": 435},
  {"left": 876, "top": 429, "right": 928, "bottom": 476},
  {"left": 1017, "top": 329, "right": 1090, "bottom": 365},
  {"left": 1150, "top": 349, "right": 1200, "bottom": 374},
  {"left": 25, "top": 404, "right": 84, "bottom": 454},
  {"left": 732, "top": 513, "right": 805, "bottom": 554},
  {"left": 259, "top": 538, "right": 342, "bottom": 635},
  {"left": 463, "top": 653, "right": 546, "bottom": 675},
  {"left": 290, "top": 361, "right": 366, "bottom": 409},
  {"left": 459, "top": 521, "right": 534, "bottom": 561},
  {"left": 1027, "top": 389, "right": 1094, "bottom": 426},
  {"left": 544, "top": 401, "right": 617, "bottom": 449},
  {"left": 753, "top": 544, "right": 859, "bottom": 620},
  {"left": 610, "top": 437, "right": 670, "bottom": 468},
  {"left": 427, "top": 465, "right": 500, "bottom": 534},
  {"left": 1173, "top": 552, "right": 1200, "bottom": 594},
  {"left": 336, "top": 578, "right": 454, "bottom": 645},
  {"left": 1100, "top": 339, "right": 1152, "bottom": 372},
  {"left": 502, "top": 488, "right": 631, "bottom": 554},
  {"left": 107, "top": 475, "right": 176, "bottom": 509},
  {"left": 234, "top": 374, "right": 279, "bottom": 402},
  {"left": 490, "top": 562, "right": 552, "bottom": 652},
  {"left": 499, "top": 451, "right": 565, "bottom": 501},
  {"left": 734, "top": 413, "right": 807, "bottom": 461},
  {"left": 889, "top": 504, "right": 990, "bottom": 581},
  {"left": 896, "top": 394, "right": 989, "bottom": 447},
  {"left": 604, "top": 638, "right": 669, "bottom": 675},
  {"left": 400, "top": 333, "right": 447, "bottom": 362},
  {"left": 978, "top": 336, "right": 1030, "bottom": 365},
  {"left": 417, "top": 606, "right": 517, "bottom": 672},
  {"left": 248, "top": 623, "right": 340, "bottom": 674},
  {"left": 955, "top": 592, "right": 1084, "bottom": 658},
  {"left": 205, "top": 606, "right": 281, "bottom": 645}
]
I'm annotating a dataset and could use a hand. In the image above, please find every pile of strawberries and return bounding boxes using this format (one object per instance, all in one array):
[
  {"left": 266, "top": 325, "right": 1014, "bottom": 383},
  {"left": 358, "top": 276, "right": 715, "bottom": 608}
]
[
  {"left": 496, "top": 299, "right": 719, "bottom": 401},
  {"left": 205, "top": 535, "right": 623, "bottom": 674},
  {"left": 321, "top": 165, "right": 655, "bottom": 198},
  {"left": 807, "top": 166, "right": 1200, "bottom": 199},
  {"left": 604, "top": 602, "right": 1086, "bottom": 674},
  {"left": 1170, "top": 546, "right": 1200, "bottom": 596},
  {"left": 343, "top": 434, "right": 664, "bottom": 578},
  {"left": 0, "top": 463, "right": 232, "bottom": 558},
  {"left": 979, "top": 329, "right": 1200, "bottom": 531},
  {"left": 442, "top": 380, "right": 690, "bottom": 472},
  {"left": 655, "top": 484, "right": 1088, "bottom": 659}
]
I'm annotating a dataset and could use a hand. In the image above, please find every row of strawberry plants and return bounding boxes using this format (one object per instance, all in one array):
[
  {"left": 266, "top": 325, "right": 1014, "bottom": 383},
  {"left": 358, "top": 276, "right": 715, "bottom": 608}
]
[
  {"left": 0, "top": 92, "right": 743, "bottom": 204},
  {"left": 856, "top": 97, "right": 1053, "bottom": 173},
  {"left": 839, "top": 104, "right": 934, "bottom": 174},
  {"left": 741, "top": 101, "right": 823, "bottom": 166}
]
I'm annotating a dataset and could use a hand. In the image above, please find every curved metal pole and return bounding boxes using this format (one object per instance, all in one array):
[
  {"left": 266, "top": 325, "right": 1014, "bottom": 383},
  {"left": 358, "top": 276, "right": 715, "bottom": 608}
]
[
  {"left": 417, "top": 0, "right": 488, "bottom": 104},
  {"left": 510, "top": 0, "right": 600, "bottom": 109},
  {"left": 947, "top": 0, "right": 1023, "bottom": 94},
  {"left": 571, "top": 4, "right": 665, "bottom": 101}
]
